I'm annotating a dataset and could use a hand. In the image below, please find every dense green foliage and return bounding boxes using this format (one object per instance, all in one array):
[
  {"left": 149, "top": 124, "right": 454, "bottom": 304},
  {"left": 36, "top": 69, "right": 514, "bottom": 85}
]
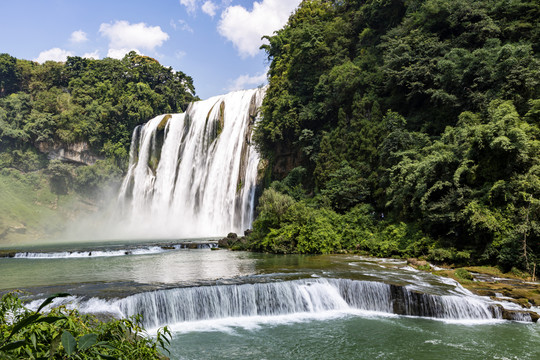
[
  {"left": 0, "top": 51, "right": 196, "bottom": 197},
  {"left": 0, "top": 292, "right": 170, "bottom": 359},
  {"left": 251, "top": 0, "right": 540, "bottom": 273}
]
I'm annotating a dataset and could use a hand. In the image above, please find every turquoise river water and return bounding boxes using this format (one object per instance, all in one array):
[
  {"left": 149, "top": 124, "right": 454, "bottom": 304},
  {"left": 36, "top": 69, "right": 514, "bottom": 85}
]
[{"left": 1, "top": 239, "right": 539, "bottom": 360}]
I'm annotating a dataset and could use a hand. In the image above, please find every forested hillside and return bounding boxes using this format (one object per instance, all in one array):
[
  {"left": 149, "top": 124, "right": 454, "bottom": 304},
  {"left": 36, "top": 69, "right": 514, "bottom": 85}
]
[
  {"left": 248, "top": 0, "right": 540, "bottom": 273},
  {"left": 0, "top": 52, "right": 196, "bottom": 241},
  {"left": 0, "top": 51, "right": 196, "bottom": 170}
]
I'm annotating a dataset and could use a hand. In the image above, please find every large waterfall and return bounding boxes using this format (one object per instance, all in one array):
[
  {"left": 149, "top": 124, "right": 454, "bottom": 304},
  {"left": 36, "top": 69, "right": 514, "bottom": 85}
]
[{"left": 118, "top": 88, "right": 265, "bottom": 238}]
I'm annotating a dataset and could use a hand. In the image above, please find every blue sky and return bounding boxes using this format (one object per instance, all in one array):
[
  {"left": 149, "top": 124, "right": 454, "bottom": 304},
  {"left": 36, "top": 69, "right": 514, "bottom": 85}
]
[{"left": 0, "top": 0, "right": 301, "bottom": 99}]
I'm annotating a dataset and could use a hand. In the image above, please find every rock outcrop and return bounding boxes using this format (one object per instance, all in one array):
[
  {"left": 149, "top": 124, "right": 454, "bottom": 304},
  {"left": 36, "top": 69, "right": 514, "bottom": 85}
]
[
  {"left": 218, "top": 231, "right": 250, "bottom": 248},
  {"left": 37, "top": 141, "right": 102, "bottom": 165}
]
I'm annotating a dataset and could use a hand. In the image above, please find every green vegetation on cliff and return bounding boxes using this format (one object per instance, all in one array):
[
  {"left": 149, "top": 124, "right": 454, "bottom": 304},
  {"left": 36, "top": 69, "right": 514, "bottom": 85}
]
[
  {"left": 0, "top": 51, "right": 196, "bottom": 169},
  {"left": 0, "top": 52, "right": 197, "bottom": 242},
  {"left": 249, "top": 0, "right": 540, "bottom": 274}
]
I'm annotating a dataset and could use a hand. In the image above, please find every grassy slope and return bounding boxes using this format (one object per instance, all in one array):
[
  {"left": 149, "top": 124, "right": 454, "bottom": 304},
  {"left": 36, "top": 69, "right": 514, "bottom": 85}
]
[{"left": 0, "top": 169, "right": 93, "bottom": 246}]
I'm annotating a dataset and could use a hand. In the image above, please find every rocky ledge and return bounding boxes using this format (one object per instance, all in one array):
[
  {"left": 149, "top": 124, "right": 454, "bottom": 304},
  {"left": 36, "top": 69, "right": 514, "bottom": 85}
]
[{"left": 218, "top": 231, "right": 252, "bottom": 249}]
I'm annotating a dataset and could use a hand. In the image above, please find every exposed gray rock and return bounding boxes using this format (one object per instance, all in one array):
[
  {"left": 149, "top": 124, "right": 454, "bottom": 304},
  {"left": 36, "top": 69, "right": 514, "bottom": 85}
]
[{"left": 37, "top": 141, "right": 103, "bottom": 165}]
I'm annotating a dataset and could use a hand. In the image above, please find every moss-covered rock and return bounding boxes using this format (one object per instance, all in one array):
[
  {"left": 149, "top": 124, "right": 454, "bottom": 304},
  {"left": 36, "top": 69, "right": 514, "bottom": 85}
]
[
  {"left": 455, "top": 268, "right": 474, "bottom": 281},
  {"left": 157, "top": 114, "right": 172, "bottom": 131},
  {"left": 217, "top": 101, "right": 225, "bottom": 137}
]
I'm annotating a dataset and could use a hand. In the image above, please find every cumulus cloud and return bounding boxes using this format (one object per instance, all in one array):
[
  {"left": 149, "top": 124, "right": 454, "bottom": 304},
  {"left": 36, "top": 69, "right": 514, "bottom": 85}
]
[
  {"left": 218, "top": 0, "right": 301, "bottom": 57},
  {"left": 34, "top": 48, "right": 73, "bottom": 63},
  {"left": 99, "top": 20, "right": 169, "bottom": 59},
  {"left": 202, "top": 1, "right": 218, "bottom": 17},
  {"left": 227, "top": 70, "right": 267, "bottom": 92},
  {"left": 70, "top": 30, "right": 88, "bottom": 43}
]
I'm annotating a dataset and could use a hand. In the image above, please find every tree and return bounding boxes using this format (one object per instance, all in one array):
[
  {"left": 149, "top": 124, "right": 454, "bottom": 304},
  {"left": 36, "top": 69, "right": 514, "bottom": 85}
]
[
  {"left": 47, "top": 160, "right": 73, "bottom": 200},
  {"left": 0, "top": 53, "right": 19, "bottom": 96}
]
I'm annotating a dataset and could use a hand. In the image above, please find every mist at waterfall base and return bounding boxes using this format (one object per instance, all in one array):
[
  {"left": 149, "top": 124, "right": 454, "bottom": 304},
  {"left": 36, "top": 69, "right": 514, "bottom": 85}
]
[{"left": 56, "top": 88, "right": 265, "bottom": 243}]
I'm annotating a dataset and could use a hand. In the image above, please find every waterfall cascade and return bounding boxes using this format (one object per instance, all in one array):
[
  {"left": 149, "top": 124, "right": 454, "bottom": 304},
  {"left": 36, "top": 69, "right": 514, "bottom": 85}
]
[
  {"left": 118, "top": 88, "right": 265, "bottom": 238},
  {"left": 67, "top": 278, "right": 536, "bottom": 329}
]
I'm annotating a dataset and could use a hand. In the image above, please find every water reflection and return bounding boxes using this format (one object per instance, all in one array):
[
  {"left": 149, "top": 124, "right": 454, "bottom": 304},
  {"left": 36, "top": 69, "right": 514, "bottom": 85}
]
[
  {"left": 2, "top": 246, "right": 467, "bottom": 298},
  {"left": 1, "top": 249, "right": 260, "bottom": 293}
]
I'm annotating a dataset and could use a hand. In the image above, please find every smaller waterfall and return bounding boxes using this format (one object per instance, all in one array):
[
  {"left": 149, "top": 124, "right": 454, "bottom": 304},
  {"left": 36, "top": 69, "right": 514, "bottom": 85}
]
[
  {"left": 118, "top": 88, "right": 265, "bottom": 238},
  {"left": 99, "top": 278, "right": 505, "bottom": 329},
  {"left": 9, "top": 242, "right": 217, "bottom": 259},
  {"left": 30, "top": 278, "right": 538, "bottom": 330}
]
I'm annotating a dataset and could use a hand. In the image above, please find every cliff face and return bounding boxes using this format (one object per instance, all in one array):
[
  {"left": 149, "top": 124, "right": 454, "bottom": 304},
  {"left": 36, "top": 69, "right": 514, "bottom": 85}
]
[
  {"left": 37, "top": 142, "right": 103, "bottom": 165},
  {"left": 271, "top": 142, "right": 303, "bottom": 181}
]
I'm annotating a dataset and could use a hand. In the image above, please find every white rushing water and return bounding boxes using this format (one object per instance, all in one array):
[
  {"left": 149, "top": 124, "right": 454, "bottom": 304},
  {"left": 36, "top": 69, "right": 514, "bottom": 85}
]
[
  {"left": 33, "top": 278, "right": 519, "bottom": 331},
  {"left": 118, "top": 88, "right": 265, "bottom": 238},
  {"left": 11, "top": 243, "right": 217, "bottom": 259},
  {"left": 112, "top": 278, "right": 498, "bottom": 329}
]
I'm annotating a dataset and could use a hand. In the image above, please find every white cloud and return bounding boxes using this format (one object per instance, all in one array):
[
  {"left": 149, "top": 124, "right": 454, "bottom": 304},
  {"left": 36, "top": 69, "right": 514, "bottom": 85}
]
[
  {"left": 82, "top": 50, "right": 100, "bottom": 59},
  {"left": 227, "top": 71, "right": 267, "bottom": 92},
  {"left": 175, "top": 50, "right": 187, "bottom": 60},
  {"left": 180, "top": 0, "right": 198, "bottom": 14},
  {"left": 99, "top": 20, "right": 169, "bottom": 58},
  {"left": 34, "top": 48, "right": 73, "bottom": 63},
  {"left": 218, "top": 0, "right": 301, "bottom": 57},
  {"left": 70, "top": 30, "right": 88, "bottom": 43},
  {"left": 202, "top": 1, "right": 218, "bottom": 17},
  {"left": 106, "top": 48, "right": 141, "bottom": 59},
  {"left": 177, "top": 19, "right": 194, "bottom": 33}
]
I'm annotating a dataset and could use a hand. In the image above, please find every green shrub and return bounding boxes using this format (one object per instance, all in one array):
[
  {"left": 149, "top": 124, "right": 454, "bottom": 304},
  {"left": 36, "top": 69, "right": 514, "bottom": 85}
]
[
  {"left": 427, "top": 248, "right": 454, "bottom": 263},
  {"left": 295, "top": 207, "right": 342, "bottom": 254},
  {"left": 250, "top": 188, "right": 296, "bottom": 246},
  {"left": 455, "top": 268, "right": 474, "bottom": 281},
  {"left": 73, "top": 159, "right": 123, "bottom": 197},
  {"left": 428, "top": 248, "right": 472, "bottom": 265},
  {"left": 0, "top": 292, "right": 170, "bottom": 359}
]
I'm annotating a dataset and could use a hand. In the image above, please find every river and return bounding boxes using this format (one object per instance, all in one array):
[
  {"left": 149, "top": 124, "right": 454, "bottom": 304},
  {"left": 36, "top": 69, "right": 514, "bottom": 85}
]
[{"left": 1, "top": 239, "right": 539, "bottom": 359}]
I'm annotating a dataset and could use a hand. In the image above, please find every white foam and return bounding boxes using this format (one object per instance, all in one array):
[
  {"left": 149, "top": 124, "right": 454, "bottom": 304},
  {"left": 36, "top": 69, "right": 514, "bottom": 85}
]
[
  {"left": 13, "top": 246, "right": 171, "bottom": 259},
  {"left": 152, "top": 309, "right": 396, "bottom": 335}
]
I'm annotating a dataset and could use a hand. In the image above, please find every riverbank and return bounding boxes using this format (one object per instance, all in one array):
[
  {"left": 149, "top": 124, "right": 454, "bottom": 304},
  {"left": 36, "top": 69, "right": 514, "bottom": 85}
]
[{"left": 405, "top": 258, "right": 540, "bottom": 320}]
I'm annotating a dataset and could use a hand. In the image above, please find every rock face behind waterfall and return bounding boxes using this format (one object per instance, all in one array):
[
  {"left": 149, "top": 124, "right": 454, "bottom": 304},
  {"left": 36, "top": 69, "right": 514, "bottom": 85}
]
[{"left": 118, "top": 88, "right": 265, "bottom": 238}]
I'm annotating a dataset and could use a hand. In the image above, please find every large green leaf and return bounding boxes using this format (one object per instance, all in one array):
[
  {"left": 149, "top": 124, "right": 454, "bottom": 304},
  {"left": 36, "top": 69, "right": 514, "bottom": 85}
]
[
  {"left": 78, "top": 333, "right": 98, "bottom": 352},
  {"left": 61, "top": 331, "right": 77, "bottom": 356},
  {"left": 30, "top": 333, "right": 37, "bottom": 350},
  {"left": 0, "top": 340, "right": 26, "bottom": 351},
  {"left": 6, "top": 314, "right": 40, "bottom": 341},
  {"left": 36, "top": 293, "right": 71, "bottom": 313}
]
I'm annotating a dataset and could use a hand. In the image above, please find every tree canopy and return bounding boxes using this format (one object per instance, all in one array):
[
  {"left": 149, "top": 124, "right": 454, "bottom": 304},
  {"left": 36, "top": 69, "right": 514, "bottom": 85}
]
[
  {"left": 0, "top": 51, "right": 197, "bottom": 169},
  {"left": 251, "top": 0, "right": 540, "bottom": 272}
]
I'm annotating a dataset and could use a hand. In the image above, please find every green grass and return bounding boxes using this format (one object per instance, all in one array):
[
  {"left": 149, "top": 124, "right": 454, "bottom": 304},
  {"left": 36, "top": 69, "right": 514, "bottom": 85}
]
[{"left": 0, "top": 168, "right": 90, "bottom": 246}]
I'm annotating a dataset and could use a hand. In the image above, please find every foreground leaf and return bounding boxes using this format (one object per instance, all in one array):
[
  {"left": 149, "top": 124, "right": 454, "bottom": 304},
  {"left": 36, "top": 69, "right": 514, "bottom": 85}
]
[
  {"left": 78, "top": 333, "right": 98, "bottom": 352},
  {"left": 61, "top": 331, "right": 77, "bottom": 356},
  {"left": 0, "top": 340, "right": 26, "bottom": 351}
]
